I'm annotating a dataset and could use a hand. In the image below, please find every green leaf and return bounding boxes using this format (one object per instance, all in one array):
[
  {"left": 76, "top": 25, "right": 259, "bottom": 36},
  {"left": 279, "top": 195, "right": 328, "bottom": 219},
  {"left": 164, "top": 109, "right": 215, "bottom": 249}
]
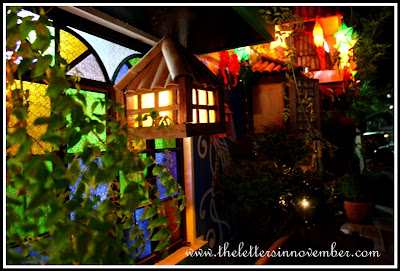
[
  {"left": 152, "top": 165, "right": 164, "bottom": 176},
  {"left": 141, "top": 206, "right": 157, "bottom": 220},
  {"left": 151, "top": 227, "right": 170, "bottom": 242},
  {"left": 154, "top": 235, "right": 170, "bottom": 252},
  {"left": 148, "top": 216, "right": 167, "bottom": 229}
]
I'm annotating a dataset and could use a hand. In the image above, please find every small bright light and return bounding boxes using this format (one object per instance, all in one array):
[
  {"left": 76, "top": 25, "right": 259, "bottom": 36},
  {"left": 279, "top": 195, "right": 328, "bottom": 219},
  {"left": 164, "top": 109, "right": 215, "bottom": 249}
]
[
  {"left": 301, "top": 198, "right": 309, "bottom": 208},
  {"left": 384, "top": 134, "right": 389, "bottom": 138},
  {"left": 387, "top": 94, "right": 392, "bottom": 98},
  {"left": 324, "top": 40, "right": 330, "bottom": 53},
  {"left": 389, "top": 105, "right": 394, "bottom": 110}
]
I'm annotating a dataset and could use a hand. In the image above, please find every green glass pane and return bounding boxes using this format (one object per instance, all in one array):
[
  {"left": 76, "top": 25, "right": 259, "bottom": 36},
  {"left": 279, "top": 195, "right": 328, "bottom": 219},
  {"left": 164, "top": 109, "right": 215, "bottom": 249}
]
[
  {"left": 234, "top": 46, "right": 250, "bottom": 61},
  {"left": 155, "top": 138, "right": 176, "bottom": 149},
  {"left": 128, "top": 57, "right": 141, "bottom": 67},
  {"left": 66, "top": 89, "right": 106, "bottom": 153}
]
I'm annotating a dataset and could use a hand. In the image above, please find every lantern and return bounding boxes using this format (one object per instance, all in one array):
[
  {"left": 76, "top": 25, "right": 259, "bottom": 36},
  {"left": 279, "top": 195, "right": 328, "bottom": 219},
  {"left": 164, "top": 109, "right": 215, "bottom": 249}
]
[
  {"left": 333, "top": 22, "right": 354, "bottom": 49},
  {"left": 313, "top": 20, "right": 326, "bottom": 70},
  {"left": 270, "top": 25, "right": 293, "bottom": 50},
  {"left": 114, "top": 35, "right": 226, "bottom": 139}
]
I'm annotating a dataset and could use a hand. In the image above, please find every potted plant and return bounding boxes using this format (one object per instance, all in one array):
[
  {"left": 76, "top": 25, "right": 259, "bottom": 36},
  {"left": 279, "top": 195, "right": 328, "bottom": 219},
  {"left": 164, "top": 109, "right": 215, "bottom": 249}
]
[{"left": 339, "top": 171, "right": 377, "bottom": 224}]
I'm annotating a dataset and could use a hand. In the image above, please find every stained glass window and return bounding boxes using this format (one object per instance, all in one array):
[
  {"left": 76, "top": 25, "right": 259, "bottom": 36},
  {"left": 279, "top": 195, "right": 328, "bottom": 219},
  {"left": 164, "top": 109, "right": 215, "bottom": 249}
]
[
  {"left": 123, "top": 207, "right": 152, "bottom": 260},
  {"left": 59, "top": 29, "right": 88, "bottom": 64},
  {"left": 114, "top": 64, "right": 130, "bottom": 84},
  {"left": 66, "top": 54, "right": 106, "bottom": 82},
  {"left": 155, "top": 151, "right": 178, "bottom": 199},
  {"left": 68, "top": 26, "right": 141, "bottom": 81},
  {"left": 66, "top": 88, "right": 106, "bottom": 153},
  {"left": 7, "top": 80, "right": 51, "bottom": 155},
  {"left": 68, "top": 158, "right": 109, "bottom": 221}
]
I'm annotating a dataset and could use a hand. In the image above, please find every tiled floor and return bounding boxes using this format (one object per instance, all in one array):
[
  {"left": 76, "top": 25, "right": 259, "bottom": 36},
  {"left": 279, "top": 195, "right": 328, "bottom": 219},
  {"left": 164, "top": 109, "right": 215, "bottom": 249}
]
[{"left": 340, "top": 204, "right": 395, "bottom": 265}]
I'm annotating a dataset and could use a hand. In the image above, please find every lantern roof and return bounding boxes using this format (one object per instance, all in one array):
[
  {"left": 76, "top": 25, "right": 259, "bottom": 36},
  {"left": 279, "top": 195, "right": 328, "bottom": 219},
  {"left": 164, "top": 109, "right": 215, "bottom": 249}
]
[{"left": 114, "top": 35, "right": 225, "bottom": 94}]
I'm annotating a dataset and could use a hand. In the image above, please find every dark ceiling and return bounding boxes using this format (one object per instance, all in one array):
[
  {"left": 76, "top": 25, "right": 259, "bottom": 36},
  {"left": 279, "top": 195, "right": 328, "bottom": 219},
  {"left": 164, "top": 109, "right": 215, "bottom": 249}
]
[{"left": 46, "top": 6, "right": 275, "bottom": 55}]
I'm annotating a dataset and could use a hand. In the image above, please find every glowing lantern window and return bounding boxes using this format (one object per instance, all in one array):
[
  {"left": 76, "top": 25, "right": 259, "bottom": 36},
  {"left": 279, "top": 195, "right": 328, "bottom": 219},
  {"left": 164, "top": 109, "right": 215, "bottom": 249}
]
[{"left": 114, "top": 35, "right": 226, "bottom": 139}]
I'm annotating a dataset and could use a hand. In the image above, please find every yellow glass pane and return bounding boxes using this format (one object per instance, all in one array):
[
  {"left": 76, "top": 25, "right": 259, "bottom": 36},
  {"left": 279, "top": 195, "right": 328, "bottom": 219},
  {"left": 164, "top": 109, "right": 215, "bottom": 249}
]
[
  {"left": 132, "top": 114, "right": 139, "bottom": 127},
  {"left": 159, "top": 111, "right": 172, "bottom": 125},
  {"left": 198, "top": 89, "right": 207, "bottom": 105},
  {"left": 209, "top": 110, "right": 216, "bottom": 123},
  {"left": 192, "top": 88, "right": 197, "bottom": 105},
  {"left": 7, "top": 80, "right": 51, "bottom": 155},
  {"left": 141, "top": 93, "right": 155, "bottom": 109},
  {"left": 207, "top": 91, "right": 215, "bottom": 106},
  {"left": 199, "top": 109, "right": 208, "bottom": 123},
  {"left": 142, "top": 115, "right": 153, "bottom": 127},
  {"left": 159, "top": 91, "right": 172, "bottom": 107},
  {"left": 59, "top": 30, "right": 88, "bottom": 64},
  {"left": 126, "top": 95, "right": 138, "bottom": 110},
  {"left": 192, "top": 109, "right": 197, "bottom": 124}
]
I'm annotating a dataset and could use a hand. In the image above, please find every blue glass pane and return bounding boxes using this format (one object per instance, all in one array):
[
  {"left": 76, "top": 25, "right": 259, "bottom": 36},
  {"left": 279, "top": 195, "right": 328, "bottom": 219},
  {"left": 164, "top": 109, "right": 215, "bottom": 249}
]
[
  {"left": 68, "top": 26, "right": 141, "bottom": 81},
  {"left": 123, "top": 207, "right": 152, "bottom": 260},
  {"left": 155, "top": 151, "right": 178, "bottom": 199},
  {"left": 114, "top": 64, "right": 130, "bottom": 84},
  {"left": 68, "top": 157, "right": 108, "bottom": 220},
  {"left": 66, "top": 53, "right": 106, "bottom": 82},
  {"left": 14, "top": 238, "right": 50, "bottom": 265}
]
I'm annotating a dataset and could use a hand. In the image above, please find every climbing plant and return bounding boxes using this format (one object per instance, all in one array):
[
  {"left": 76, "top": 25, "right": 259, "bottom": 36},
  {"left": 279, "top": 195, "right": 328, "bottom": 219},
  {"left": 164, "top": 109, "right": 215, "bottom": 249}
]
[{"left": 6, "top": 6, "right": 185, "bottom": 264}]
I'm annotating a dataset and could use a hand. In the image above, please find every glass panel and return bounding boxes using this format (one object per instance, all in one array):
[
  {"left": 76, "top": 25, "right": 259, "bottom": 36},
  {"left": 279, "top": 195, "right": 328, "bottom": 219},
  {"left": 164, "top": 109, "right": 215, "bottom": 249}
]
[
  {"left": 159, "top": 111, "right": 172, "bottom": 125},
  {"left": 192, "top": 109, "right": 197, "bottom": 124},
  {"left": 7, "top": 80, "right": 51, "bottom": 155},
  {"left": 68, "top": 158, "right": 108, "bottom": 221},
  {"left": 114, "top": 63, "right": 130, "bottom": 84},
  {"left": 192, "top": 88, "right": 197, "bottom": 105},
  {"left": 66, "top": 53, "right": 106, "bottom": 82},
  {"left": 124, "top": 207, "right": 152, "bottom": 260},
  {"left": 126, "top": 95, "right": 138, "bottom": 110},
  {"left": 142, "top": 114, "right": 153, "bottom": 128},
  {"left": 198, "top": 89, "right": 207, "bottom": 105},
  {"left": 66, "top": 89, "right": 106, "bottom": 153},
  {"left": 207, "top": 91, "right": 215, "bottom": 106},
  {"left": 209, "top": 110, "right": 216, "bottom": 123},
  {"left": 199, "top": 109, "right": 208, "bottom": 123},
  {"left": 128, "top": 57, "right": 141, "bottom": 67},
  {"left": 69, "top": 27, "right": 141, "bottom": 81},
  {"left": 59, "top": 29, "right": 88, "bottom": 64},
  {"left": 164, "top": 198, "right": 181, "bottom": 243},
  {"left": 158, "top": 90, "right": 172, "bottom": 107},
  {"left": 155, "top": 152, "right": 178, "bottom": 199},
  {"left": 155, "top": 138, "right": 176, "bottom": 149},
  {"left": 141, "top": 93, "right": 155, "bottom": 109}
]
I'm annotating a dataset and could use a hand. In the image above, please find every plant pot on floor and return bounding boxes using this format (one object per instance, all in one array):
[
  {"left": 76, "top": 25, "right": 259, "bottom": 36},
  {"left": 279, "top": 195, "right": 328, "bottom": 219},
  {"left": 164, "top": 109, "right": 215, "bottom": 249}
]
[{"left": 343, "top": 200, "right": 374, "bottom": 224}]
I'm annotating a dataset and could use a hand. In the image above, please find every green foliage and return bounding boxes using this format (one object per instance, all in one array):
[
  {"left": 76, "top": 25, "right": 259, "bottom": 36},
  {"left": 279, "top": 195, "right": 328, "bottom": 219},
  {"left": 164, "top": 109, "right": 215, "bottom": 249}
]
[
  {"left": 338, "top": 171, "right": 379, "bottom": 202},
  {"left": 6, "top": 7, "right": 185, "bottom": 264}
]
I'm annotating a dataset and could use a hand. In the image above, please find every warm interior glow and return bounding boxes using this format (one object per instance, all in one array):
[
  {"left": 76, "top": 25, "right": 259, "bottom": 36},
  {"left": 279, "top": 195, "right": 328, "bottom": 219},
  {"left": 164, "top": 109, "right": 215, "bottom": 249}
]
[
  {"left": 159, "top": 90, "right": 172, "bottom": 107},
  {"left": 199, "top": 109, "right": 208, "bottom": 123},
  {"left": 192, "top": 88, "right": 197, "bottom": 105},
  {"left": 133, "top": 114, "right": 139, "bottom": 127},
  {"left": 197, "top": 89, "right": 207, "bottom": 105},
  {"left": 209, "top": 110, "right": 216, "bottom": 123},
  {"left": 141, "top": 93, "right": 155, "bottom": 109},
  {"left": 159, "top": 111, "right": 172, "bottom": 125},
  {"left": 142, "top": 114, "right": 153, "bottom": 127},
  {"left": 192, "top": 109, "right": 197, "bottom": 124},
  {"left": 207, "top": 91, "right": 214, "bottom": 106},
  {"left": 126, "top": 95, "right": 138, "bottom": 110},
  {"left": 270, "top": 25, "right": 293, "bottom": 50},
  {"left": 313, "top": 21, "right": 325, "bottom": 47}
]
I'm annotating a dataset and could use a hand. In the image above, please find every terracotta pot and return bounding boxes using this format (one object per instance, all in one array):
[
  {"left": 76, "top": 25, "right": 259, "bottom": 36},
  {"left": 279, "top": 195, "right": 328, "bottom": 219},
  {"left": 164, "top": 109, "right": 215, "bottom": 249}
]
[{"left": 343, "top": 200, "right": 374, "bottom": 224}]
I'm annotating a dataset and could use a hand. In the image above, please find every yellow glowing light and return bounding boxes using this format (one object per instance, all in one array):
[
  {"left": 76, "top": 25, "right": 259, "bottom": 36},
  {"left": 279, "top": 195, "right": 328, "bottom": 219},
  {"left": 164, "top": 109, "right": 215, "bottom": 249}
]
[
  {"left": 192, "top": 109, "right": 197, "bottom": 124},
  {"left": 207, "top": 91, "right": 215, "bottom": 106},
  {"left": 199, "top": 109, "right": 208, "bottom": 123},
  {"left": 301, "top": 198, "right": 310, "bottom": 208},
  {"left": 270, "top": 25, "right": 293, "bottom": 50},
  {"left": 209, "top": 110, "right": 216, "bottom": 123},
  {"left": 158, "top": 90, "right": 172, "bottom": 107},
  {"left": 126, "top": 95, "right": 138, "bottom": 110},
  {"left": 192, "top": 89, "right": 197, "bottom": 105},
  {"left": 142, "top": 114, "right": 153, "bottom": 127},
  {"left": 141, "top": 93, "right": 155, "bottom": 109},
  {"left": 313, "top": 21, "right": 325, "bottom": 47},
  {"left": 159, "top": 111, "right": 172, "bottom": 125},
  {"left": 198, "top": 89, "right": 207, "bottom": 105}
]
